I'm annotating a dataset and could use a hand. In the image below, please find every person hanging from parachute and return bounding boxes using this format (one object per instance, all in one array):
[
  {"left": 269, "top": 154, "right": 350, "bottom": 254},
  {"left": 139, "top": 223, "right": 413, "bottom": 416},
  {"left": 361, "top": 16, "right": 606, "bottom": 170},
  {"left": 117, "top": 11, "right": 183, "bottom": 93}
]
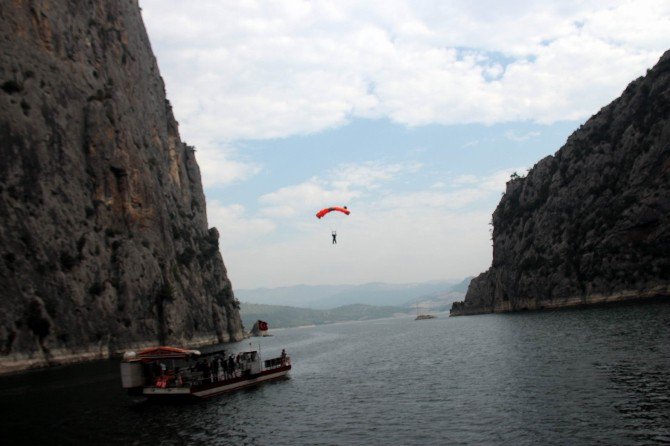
[{"left": 316, "top": 206, "right": 349, "bottom": 245}]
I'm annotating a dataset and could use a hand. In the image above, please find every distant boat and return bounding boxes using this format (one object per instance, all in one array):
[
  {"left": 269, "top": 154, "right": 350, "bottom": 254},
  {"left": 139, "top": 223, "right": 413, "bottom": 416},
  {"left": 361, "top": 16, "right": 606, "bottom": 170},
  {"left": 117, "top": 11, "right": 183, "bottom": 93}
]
[{"left": 415, "top": 302, "right": 436, "bottom": 320}]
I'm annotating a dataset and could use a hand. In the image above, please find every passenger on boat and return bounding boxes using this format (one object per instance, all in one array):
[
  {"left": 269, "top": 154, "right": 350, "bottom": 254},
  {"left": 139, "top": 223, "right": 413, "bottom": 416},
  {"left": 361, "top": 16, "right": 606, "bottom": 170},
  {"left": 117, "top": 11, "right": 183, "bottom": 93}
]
[
  {"left": 203, "top": 360, "right": 212, "bottom": 383},
  {"left": 143, "top": 362, "right": 154, "bottom": 384},
  {"left": 228, "top": 355, "right": 235, "bottom": 376},
  {"left": 214, "top": 357, "right": 223, "bottom": 381},
  {"left": 211, "top": 358, "right": 219, "bottom": 382},
  {"left": 193, "top": 360, "right": 206, "bottom": 384},
  {"left": 221, "top": 357, "right": 229, "bottom": 379},
  {"left": 281, "top": 349, "right": 287, "bottom": 365},
  {"left": 152, "top": 361, "right": 162, "bottom": 379}
]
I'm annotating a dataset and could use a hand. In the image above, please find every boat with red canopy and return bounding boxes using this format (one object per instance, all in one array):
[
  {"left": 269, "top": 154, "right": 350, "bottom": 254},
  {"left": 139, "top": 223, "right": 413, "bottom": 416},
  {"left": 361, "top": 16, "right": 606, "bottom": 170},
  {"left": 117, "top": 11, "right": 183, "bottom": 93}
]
[{"left": 120, "top": 345, "right": 291, "bottom": 399}]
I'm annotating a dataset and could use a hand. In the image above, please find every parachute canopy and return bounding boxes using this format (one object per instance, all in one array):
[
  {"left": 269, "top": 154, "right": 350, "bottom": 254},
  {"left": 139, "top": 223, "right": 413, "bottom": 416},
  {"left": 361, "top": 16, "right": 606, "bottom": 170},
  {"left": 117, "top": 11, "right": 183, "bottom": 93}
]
[{"left": 316, "top": 206, "right": 350, "bottom": 219}]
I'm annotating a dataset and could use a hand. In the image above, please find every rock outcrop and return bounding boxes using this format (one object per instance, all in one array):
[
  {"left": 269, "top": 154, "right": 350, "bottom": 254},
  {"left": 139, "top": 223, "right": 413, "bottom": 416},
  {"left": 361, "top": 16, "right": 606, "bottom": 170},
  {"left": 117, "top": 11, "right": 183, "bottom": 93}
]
[
  {"left": 451, "top": 50, "right": 670, "bottom": 316},
  {"left": 0, "top": 1, "right": 243, "bottom": 373}
]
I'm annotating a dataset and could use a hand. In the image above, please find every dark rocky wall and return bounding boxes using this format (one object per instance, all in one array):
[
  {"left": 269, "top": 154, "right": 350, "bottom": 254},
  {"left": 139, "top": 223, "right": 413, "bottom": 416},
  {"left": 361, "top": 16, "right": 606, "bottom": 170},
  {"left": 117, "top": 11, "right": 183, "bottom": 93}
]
[
  {"left": 451, "top": 50, "right": 670, "bottom": 316},
  {"left": 0, "top": 0, "right": 243, "bottom": 373}
]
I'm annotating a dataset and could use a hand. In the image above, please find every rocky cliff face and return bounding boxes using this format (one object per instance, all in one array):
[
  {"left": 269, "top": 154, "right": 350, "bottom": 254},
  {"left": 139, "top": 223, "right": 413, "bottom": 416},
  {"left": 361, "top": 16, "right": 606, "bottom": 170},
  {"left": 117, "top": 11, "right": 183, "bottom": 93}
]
[
  {"left": 451, "top": 50, "right": 670, "bottom": 316},
  {"left": 0, "top": 0, "right": 244, "bottom": 373}
]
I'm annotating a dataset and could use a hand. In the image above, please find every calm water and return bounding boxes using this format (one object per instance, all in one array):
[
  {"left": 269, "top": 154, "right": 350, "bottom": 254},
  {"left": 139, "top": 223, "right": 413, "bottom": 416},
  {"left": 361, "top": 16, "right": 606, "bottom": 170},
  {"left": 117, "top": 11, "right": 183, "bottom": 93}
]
[{"left": 1, "top": 302, "right": 669, "bottom": 445}]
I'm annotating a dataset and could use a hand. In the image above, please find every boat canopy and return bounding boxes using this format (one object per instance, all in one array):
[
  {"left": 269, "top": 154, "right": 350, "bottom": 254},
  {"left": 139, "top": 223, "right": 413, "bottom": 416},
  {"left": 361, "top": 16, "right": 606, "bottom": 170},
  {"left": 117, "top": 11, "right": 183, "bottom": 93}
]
[{"left": 131, "top": 346, "right": 201, "bottom": 361}]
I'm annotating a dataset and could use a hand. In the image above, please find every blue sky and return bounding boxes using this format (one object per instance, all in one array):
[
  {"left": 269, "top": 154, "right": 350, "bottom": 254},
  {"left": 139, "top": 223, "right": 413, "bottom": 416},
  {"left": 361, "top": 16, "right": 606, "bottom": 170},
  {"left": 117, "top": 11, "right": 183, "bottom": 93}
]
[{"left": 140, "top": 1, "right": 670, "bottom": 289}]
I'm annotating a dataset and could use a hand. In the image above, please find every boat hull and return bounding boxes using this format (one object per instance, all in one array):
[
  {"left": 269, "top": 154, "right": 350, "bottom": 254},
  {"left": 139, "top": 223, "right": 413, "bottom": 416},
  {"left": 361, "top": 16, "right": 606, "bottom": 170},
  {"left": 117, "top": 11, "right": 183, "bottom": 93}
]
[{"left": 142, "top": 364, "right": 291, "bottom": 399}]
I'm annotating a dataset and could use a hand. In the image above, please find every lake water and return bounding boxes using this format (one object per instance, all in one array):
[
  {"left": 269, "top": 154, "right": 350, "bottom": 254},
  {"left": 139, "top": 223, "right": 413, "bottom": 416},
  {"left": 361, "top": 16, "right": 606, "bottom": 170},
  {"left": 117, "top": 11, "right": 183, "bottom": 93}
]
[{"left": 1, "top": 302, "right": 669, "bottom": 445}]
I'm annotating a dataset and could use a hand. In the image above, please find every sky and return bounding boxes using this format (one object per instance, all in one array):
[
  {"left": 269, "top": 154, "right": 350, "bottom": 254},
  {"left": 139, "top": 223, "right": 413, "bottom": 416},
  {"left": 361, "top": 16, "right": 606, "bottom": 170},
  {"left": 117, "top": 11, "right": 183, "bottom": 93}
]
[{"left": 139, "top": 0, "right": 670, "bottom": 289}]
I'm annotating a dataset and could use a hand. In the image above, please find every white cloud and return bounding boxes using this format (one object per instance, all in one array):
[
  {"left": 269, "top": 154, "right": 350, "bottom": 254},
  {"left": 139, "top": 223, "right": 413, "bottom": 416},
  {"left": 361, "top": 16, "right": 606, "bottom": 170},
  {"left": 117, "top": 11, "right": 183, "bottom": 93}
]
[
  {"left": 220, "top": 166, "right": 521, "bottom": 287},
  {"left": 461, "top": 140, "right": 479, "bottom": 148},
  {"left": 258, "top": 205, "right": 296, "bottom": 219},
  {"left": 451, "top": 174, "right": 479, "bottom": 185},
  {"left": 196, "top": 145, "right": 261, "bottom": 188},
  {"left": 376, "top": 168, "right": 523, "bottom": 211},
  {"left": 136, "top": 1, "right": 670, "bottom": 288},
  {"left": 257, "top": 161, "right": 421, "bottom": 219},
  {"left": 141, "top": 0, "right": 670, "bottom": 141},
  {"left": 504, "top": 130, "right": 541, "bottom": 142},
  {"left": 259, "top": 179, "right": 360, "bottom": 220},
  {"left": 224, "top": 201, "right": 494, "bottom": 288},
  {"left": 329, "top": 161, "right": 422, "bottom": 190},
  {"left": 207, "top": 202, "right": 276, "bottom": 248}
]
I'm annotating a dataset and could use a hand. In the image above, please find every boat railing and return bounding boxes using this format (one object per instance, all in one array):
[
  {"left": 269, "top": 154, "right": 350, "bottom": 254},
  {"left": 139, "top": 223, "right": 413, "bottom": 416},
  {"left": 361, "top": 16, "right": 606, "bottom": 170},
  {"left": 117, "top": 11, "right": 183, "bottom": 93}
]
[
  {"left": 149, "top": 367, "right": 247, "bottom": 388},
  {"left": 145, "top": 353, "right": 290, "bottom": 388},
  {"left": 264, "top": 356, "right": 290, "bottom": 369}
]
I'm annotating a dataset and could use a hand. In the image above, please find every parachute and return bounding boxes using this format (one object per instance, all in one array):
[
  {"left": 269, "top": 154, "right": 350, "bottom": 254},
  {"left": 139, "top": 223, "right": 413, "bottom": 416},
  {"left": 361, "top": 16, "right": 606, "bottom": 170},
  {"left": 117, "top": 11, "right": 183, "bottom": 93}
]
[{"left": 316, "top": 206, "right": 350, "bottom": 219}]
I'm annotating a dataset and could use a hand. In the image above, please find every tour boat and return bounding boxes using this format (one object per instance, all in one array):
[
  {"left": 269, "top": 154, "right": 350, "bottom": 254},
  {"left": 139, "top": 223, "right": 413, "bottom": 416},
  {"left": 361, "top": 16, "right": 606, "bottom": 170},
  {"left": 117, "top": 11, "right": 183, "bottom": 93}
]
[{"left": 120, "top": 345, "right": 291, "bottom": 399}]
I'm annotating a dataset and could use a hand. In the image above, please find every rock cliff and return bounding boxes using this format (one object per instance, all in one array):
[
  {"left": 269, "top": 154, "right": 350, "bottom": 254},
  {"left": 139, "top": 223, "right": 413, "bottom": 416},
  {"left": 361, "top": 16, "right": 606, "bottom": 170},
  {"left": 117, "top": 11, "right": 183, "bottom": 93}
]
[
  {"left": 451, "top": 50, "right": 670, "bottom": 316},
  {"left": 0, "top": 0, "right": 244, "bottom": 373}
]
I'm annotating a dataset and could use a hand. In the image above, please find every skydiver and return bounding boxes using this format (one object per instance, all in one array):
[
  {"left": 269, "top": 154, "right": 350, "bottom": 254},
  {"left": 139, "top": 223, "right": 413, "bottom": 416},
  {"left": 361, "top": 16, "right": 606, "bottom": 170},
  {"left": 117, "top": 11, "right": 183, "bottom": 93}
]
[{"left": 332, "top": 231, "right": 337, "bottom": 244}]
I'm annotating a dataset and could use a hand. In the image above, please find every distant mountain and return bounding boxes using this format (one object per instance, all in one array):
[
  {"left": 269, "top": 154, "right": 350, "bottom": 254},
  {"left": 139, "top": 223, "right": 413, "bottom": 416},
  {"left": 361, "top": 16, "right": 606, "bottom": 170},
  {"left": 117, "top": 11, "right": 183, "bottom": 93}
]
[
  {"left": 235, "top": 281, "right": 459, "bottom": 309},
  {"left": 406, "top": 277, "right": 472, "bottom": 313},
  {"left": 240, "top": 303, "right": 408, "bottom": 329},
  {"left": 235, "top": 284, "right": 352, "bottom": 309}
]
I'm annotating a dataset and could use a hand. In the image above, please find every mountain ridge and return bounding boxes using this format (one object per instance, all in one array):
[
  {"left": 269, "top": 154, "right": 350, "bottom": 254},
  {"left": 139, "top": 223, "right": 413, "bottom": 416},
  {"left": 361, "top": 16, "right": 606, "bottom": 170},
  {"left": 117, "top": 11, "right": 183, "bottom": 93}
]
[
  {"left": 240, "top": 302, "right": 409, "bottom": 330},
  {"left": 236, "top": 280, "right": 464, "bottom": 309}
]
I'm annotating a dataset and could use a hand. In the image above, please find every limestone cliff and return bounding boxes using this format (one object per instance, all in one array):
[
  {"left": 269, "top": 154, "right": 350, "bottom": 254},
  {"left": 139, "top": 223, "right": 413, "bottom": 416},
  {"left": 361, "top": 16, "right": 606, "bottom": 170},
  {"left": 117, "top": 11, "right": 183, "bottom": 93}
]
[
  {"left": 451, "top": 50, "right": 670, "bottom": 316},
  {"left": 0, "top": 0, "right": 244, "bottom": 373}
]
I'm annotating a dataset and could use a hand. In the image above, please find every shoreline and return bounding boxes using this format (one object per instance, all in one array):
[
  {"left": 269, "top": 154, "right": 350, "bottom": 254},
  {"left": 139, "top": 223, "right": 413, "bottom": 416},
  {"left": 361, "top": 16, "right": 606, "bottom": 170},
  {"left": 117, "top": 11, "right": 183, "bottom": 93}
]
[
  {"left": 0, "top": 334, "right": 242, "bottom": 377},
  {"left": 450, "top": 289, "right": 670, "bottom": 316},
  {"left": 246, "top": 311, "right": 417, "bottom": 333}
]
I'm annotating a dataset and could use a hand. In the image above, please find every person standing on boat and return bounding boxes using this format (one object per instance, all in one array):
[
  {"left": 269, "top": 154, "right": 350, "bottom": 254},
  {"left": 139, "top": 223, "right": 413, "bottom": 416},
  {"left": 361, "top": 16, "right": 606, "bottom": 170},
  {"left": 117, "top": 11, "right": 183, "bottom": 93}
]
[
  {"left": 151, "top": 361, "right": 160, "bottom": 379},
  {"left": 144, "top": 362, "right": 155, "bottom": 384},
  {"left": 281, "top": 349, "right": 287, "bottom": 365},
  {"left": 211, "top": 358, "right": 219, "bottom": 382},
  {"left": 205, "top": 360, "right": 214, "bottom": 383},
  {"left": 228, "top": 355, "right": 235, "bottom": 377},
  {"left": 217, "top": 356, "right": 225, "bottom": 380},
  {"left": 222, "top": 357, "right": 229, "bottom": 379}
]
